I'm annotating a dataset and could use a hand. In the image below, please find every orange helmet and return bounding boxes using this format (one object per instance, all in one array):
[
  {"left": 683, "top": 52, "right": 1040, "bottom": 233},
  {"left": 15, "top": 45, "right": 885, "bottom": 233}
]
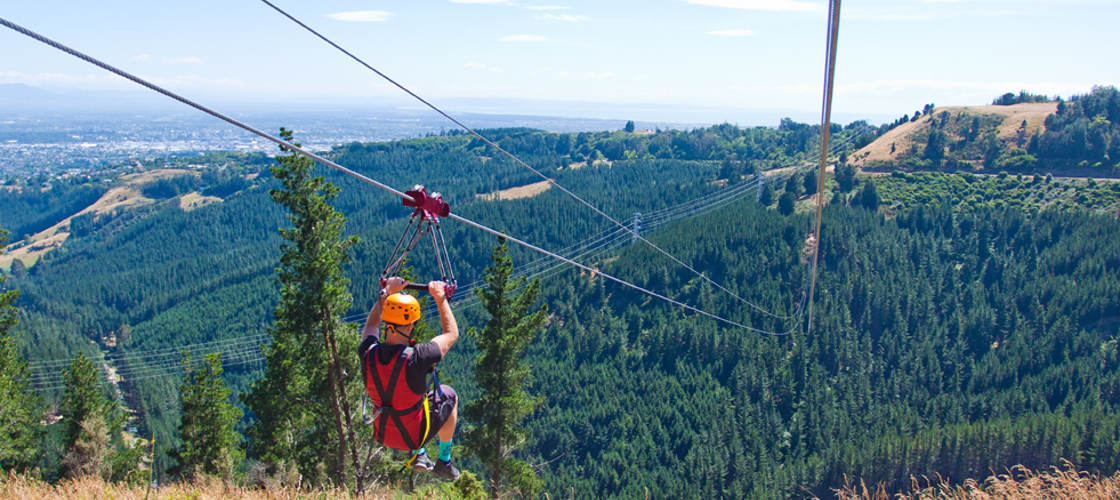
[{"left": 382, "top": 293, "right": 421, "bottom": 325}]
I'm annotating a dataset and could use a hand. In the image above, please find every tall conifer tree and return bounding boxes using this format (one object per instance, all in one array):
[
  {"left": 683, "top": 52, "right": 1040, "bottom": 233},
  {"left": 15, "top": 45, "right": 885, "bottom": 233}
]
[
  {"left": 176, "top": 352, "right": 244, "bottom": 480},
  {"left": 463, "top": 239, "right": 547, "bottom": 498},
  {"left": 60, "top": 352, "right": 113, "bottom": 478},
  {"left": 61, "top": 353, "right": 104, "bottom": 453},
  {"left": 0, "top": 231, "right": 41, "bottom": 472},
  {"left": 244, "top": 129, "right": 367, "bottom": 490}
]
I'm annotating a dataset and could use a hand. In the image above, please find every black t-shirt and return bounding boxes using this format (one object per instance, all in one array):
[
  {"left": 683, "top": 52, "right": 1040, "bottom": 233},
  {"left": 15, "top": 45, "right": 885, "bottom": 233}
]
[{"left": 359, "top": 335, "right": 443, "bottom": 396}]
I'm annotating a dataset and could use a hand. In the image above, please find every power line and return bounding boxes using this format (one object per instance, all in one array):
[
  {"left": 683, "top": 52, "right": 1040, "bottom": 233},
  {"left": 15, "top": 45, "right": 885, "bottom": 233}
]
[
  {"left": 28, "top": 341, "right": 268, "bottom": 387},
  {"left": 27, "top": 334, "right": 270, "bottom": 370},
  {"left": 29, "top": 344, "right": 267, "bottom": 392}
]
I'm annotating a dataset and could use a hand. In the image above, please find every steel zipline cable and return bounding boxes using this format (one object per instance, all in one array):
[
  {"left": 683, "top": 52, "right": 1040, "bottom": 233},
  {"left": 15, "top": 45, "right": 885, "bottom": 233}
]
[
  {"left": 25, "top": 162, "right": 818, "bottom": 384},
  {"left": 256, "top": 0, "right": 790, "bottom": 320},
  {"left": 0, "top": 15, "right": 777, "bottom": 334},
  {"left": 807, "top": 0, "right": 842, "bottom": 334}
]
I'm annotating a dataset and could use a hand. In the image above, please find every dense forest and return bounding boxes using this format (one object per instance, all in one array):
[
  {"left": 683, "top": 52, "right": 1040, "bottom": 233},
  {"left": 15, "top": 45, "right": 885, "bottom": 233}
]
[{"left": 2, "top": 110, "right": 1120, "bottom": 497}]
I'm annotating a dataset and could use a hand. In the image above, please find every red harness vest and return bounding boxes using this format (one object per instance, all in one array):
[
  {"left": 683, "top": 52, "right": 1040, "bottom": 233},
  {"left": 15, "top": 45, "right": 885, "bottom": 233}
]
[{"left": 363, "top": 343, "right": 431, "bottom": 451}]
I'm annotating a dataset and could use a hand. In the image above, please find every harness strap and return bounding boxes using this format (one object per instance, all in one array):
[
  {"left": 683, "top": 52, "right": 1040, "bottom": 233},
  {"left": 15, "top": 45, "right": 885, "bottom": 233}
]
[
  {"left": 367, "top": 345, "right": 431, "bottom": 452},
  {"left": 431, "top": 366, "right": 445, "bottom": 399},
  {"left": 402, "top": 396, "right": 433, "bottom": 471}
]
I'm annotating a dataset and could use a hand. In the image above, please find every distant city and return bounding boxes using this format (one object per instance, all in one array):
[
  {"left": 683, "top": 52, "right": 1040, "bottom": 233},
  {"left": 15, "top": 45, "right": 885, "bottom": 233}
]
[
  {"left": 0, "top": 83, "right": 887, "bottom": 180},
  {"left": 0, "top": 108, "right": 660, "bottom": 178}
]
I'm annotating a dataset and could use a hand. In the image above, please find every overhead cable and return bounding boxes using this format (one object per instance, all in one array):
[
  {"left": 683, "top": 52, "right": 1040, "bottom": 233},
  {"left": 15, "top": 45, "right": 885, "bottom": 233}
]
[
  {"left": 0, "top": 16, "right": 777, "bottom": 334},
  {"left": 257, "top": 0, "right": 787, "bottom": 320},
  {"left": 807, "top": 0, "right": 842, "bottom": 334}
]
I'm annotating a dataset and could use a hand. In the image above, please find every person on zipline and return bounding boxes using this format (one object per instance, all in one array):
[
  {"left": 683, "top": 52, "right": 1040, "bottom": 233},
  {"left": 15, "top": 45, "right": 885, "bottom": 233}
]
[{"left": 360, "top": 276, "right": 460, "bottom": 481}]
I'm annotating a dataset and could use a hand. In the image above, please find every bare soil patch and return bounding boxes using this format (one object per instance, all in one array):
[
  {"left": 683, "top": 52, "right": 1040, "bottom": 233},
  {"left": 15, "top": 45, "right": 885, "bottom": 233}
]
[
  {"left": 179, "top": 192, "right": 223, "bottom": 211},
  {"left": 121, "top": 168, "right": 193, "bottom": 184},
  {"left": 476, "top": 180, "right": 553, "bottom": 201}
]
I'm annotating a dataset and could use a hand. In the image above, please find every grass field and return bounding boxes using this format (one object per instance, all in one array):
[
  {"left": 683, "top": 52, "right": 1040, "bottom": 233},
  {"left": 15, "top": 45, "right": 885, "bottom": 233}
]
[{"left": 837, "top": 461, "right": 1120, "bottom": 500}]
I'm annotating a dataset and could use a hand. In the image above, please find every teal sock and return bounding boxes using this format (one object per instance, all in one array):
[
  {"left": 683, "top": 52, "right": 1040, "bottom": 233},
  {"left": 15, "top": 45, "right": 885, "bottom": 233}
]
[
  {"left": 438, "top": 439, "right": 453, "bottom": 462},
  {"left": 412, "top": 447, "right": 426, "bottom": 457}
]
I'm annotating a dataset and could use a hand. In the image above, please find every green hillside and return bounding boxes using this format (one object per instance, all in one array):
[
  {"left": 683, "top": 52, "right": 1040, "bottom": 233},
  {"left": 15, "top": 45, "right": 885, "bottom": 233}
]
[
  {"left": 855, "top": 86, "right": 1120, "bottom": 175},
  {"left": 3, "top": 116, "right": 1120, "bottom": 497}
]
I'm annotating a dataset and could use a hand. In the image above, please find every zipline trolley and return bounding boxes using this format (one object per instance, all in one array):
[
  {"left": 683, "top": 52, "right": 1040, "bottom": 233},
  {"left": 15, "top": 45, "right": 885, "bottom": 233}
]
[{"left": 381, "top": 185, "right": 457, "bottom": 298}]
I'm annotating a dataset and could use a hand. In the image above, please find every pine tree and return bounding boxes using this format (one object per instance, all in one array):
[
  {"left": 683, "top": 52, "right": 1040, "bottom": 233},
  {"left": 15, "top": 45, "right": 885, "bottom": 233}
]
[
  {"left": 176, "top": 352, "right": 244, "bottom": 480},
  {"left": 60, "top": 352, "right": 111, "bottom": 478},
  {"left": 463, "top": 239, "right": 548, "bottom": 498},
  {"left": 778, "top": 192, "right": 796, "bottom": 215},
  {"left": 803, "top": 170, "right": 819, "bottom": 195},
  {"left": 0, "top": 231, "right": 41, "bottom": 472},
  {"left": 759, "top": 183, "right": 775, "bottom": 206},
  {"left": 58, "top": 352, "right": 143, "bottom": 481},
  {"left": 835, "top": 164, "right": 856, "bottom": 192},
  {"left": 61, "top": 353, "right": 104, "bottom": 452},
  {"left": 859, "top": 180, "right": 881, "bottom": 211},
  {"left": 244, "top": 129, "right": 368, "bottom": 490}
]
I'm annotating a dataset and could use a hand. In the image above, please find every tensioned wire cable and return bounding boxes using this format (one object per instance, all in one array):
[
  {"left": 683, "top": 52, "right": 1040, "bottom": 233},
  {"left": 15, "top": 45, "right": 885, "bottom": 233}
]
[
  {"left": 807, "top": 0, "right": 842, "bottom": 334},
  {"left": 0, "top": 16, "right": 785, "bottom": 334},
  {"left": 27, "top": 340, "right": 265, "bottom": 379},
  {"left": 350, "top": 168, "right": 809, "bottom": 325},
  {"left": 33, "top": 155, "right": 827, "bottom": 376},
  {"left": 255, "top": 0, "right": 792, "bottom": 321},
  {"left": 26, "top": 334, "right": 270, "bottom": 370},
  {"left": 27, "top": 167, "right": 791, "bottom": 374},
  {"left": 27, "top": 340, "right": 267, "bottom": 385},
  {"left": 30, "top": 355, "right": 266, "bottom": 392},
  {"left": 27, "top": 339, "right": 269, "bottom": 385}
]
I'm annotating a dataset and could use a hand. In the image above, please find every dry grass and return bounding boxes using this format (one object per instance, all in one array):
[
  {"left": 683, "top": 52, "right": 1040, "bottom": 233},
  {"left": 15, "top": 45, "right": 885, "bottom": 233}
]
[
  {"left": 0, "top": 169, "right": 197, "bottom": 271},
  {"left": 851, "top": 102, "right": 1058, "bottom": 168},
  {"left": 836, "top": 461, "right": 1120, "bottom": 500},
  {"left": 179, "top": 191, "right": 223, "bottom": 211},
  {"left": 0, "top": 472, "right": 398, "bottom": 500},
  {"left": 475, "top": 180, "right": 552, "bottom": 201}
]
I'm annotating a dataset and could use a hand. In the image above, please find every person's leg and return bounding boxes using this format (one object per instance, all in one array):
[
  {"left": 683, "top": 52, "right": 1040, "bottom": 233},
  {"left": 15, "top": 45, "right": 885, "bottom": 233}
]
[
  {"left": 429, "top": 385, "right": 460, "bottom": 480},
  {"left": 438, "top": 399, "right": 457, "bottom": 443}
]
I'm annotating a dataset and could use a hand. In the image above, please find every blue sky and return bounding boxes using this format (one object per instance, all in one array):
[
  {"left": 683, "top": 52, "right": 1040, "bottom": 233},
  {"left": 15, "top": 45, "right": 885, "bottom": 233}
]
[{"left": 2, "top": 0, "right": 1117, "bottom": 124}]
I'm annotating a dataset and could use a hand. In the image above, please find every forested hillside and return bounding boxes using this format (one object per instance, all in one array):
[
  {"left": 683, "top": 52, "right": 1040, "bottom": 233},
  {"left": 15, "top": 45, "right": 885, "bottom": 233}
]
[
  {"left": 3, "top": 115, "right": 1120, "bottom": 497},
  {"left": 855, "top": 85, "right": 1120, "bottom": 175},
  {"left": 2, "top": 122, "right": 834, "bottom": 480}
]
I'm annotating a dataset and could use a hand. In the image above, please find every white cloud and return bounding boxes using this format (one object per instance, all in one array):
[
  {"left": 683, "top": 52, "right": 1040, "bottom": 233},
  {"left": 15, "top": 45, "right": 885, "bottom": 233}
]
[
  {"left": 499, "top": 34, "right": 547, "bottom": 42},
  {"left": 686, "top": 0, "right": 823, "bottom": 12},
  {"left": 130, "top": 53, "right": 151, "bottom": 63},
  {"left": 525, "top": 5, "right": 570, "bottom": 10},
  {"left": 583, "top": 72, "right": 615, "bottom": 80},
  {"left": 707, "top": 29, "right": 755, "bottom": 37},
  {"left": 450, "top": 0, "right": 510, "bottom": 4},
  {"left": 535, "top": 13, "right": 586, "bottom": 22},
  {"left": 465, "top": 62, "right": 505, "bottom": 73},
  {"left": 327, "top": 10, "right": 392, "bottom": 22},
  {"left": 163, "top": 56, "right": 203, "bottom": 64}
]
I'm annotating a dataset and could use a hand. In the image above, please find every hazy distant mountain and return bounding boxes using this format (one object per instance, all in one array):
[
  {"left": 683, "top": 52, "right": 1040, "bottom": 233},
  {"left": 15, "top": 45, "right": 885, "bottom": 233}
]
[
  {"left": 0, "top": 83, "right": 891, "bottom": 126},
  {"left": 0, "top": 83, "right": 181, "bottom": 113}
]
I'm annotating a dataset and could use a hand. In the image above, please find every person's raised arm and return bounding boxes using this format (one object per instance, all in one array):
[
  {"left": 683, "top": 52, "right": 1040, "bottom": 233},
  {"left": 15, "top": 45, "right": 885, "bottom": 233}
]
[
  {"left": 362, "top": 276, "right": 407, "bottom": 342},
  {"left": 428, "top": 281, "right": 459, "bottom": 358}
]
